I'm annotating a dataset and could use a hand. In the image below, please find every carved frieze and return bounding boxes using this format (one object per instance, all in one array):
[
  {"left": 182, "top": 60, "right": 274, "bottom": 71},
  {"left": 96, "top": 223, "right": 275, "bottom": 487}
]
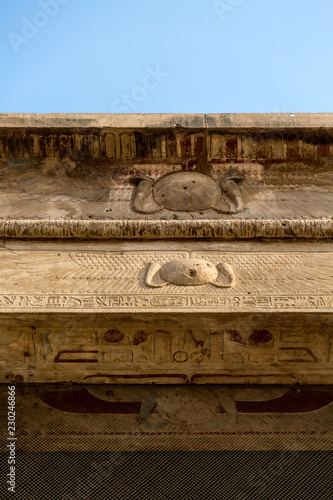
[
  {"left": 0, "top": 114, "right": 333, "bottom": 391},
  {"left": 0, "top": 247, "right": 331, "bottom": 312},
  {"left": 1, "top": 127, "right": 333, "bottom": 164},
  {"left": 0, "top": 115, "right": 333, "bottom": 220},
  {"left": 0, "top": 312, "right": 332, "bottom": 385}
]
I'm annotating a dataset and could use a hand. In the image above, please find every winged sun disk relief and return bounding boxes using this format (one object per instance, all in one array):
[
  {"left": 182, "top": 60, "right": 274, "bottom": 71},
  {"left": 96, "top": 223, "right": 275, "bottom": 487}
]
[
  {"left": 145, "top": 258, "right": 236, "bottom": 288},
  {"left": 131, "top": 171, "right": 244, "bottom": 214},
  {"left": 34, "top": 251, "right": 333, "bottom": 296}
]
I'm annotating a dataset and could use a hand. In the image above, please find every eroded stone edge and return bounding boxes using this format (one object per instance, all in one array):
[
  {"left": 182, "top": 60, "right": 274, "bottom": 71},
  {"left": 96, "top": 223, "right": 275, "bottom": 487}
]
[
  {"left": 0, "top": 219, "right": 332, "bottom": 239},
  {"left": 1, "top": 113, "right": 333, "bottom": 129}
]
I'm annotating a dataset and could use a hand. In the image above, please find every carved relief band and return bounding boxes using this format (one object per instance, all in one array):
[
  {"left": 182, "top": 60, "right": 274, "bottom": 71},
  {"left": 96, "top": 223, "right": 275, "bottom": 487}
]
[
  {"left": 1, "top": 114, "right": 333, "bottom": 222},
  {"left": 0, "top": 248, "right": 332, "bottom": 312},
  {"left": 2, "top": 114, "right": 333, "bottom": 463},
  {"left": 0, "top": 115, "right": 333, "bottom": 393},
  {"left": 0, "top": 313, "right": 332, "bottom": 385}
]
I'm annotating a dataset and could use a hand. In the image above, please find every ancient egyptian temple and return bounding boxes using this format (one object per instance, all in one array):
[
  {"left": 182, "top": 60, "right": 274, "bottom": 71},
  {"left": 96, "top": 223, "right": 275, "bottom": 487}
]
[{"left": 1, "top": 113, "right": 333, "bottom": 498}]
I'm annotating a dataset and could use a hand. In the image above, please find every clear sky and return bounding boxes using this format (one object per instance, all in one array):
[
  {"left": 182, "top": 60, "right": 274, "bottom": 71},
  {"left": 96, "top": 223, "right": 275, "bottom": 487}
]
[{"left": 0, "top": 0, "right": 332, "bottom": 113}]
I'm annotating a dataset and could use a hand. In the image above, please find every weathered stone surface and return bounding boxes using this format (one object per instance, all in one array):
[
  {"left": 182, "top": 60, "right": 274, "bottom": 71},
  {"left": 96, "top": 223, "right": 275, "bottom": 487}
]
[
  {"left": 0, "top": 241, "right": 332, "bottom": 314},
  {"left": 2, "top": 112, "right": 333, "bottom": 129},
  {"left": 206, "top": 112, "right": 333, "bottom": 128},
  {"left": 0, "top": 113, "right": 332, "bottom": 393},
  {"left": 0, "top": 112, "right": 207, "bottom": 129},
  {"left": 2, "top": 312, "right": 333, "bottom": 385},
  {"left": 0, "top": 114, "right": 333, "bottom": 221},
  {"left": 1, "top": 238, "right": 333, "bottom": 385},
  {"left": 0, "top": 219, "right": 332, "bottom": 239}
]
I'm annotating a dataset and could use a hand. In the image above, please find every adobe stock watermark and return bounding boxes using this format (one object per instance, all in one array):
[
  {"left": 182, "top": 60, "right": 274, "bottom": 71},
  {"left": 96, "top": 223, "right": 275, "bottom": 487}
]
[
  {"left": 213, "top": 0, "right": 245, "bottom": 21},
  {"left": 60, "top": 453, "right": 126, "bottom": 500},
  {"left": 235, "top": 451, "right": 300, "bottom": 499},
  {"left": 271, "top": 106, "right": 290, "bottom": 113},
  {"left": 111, "top": 65, "right": 169, "bottom": 113},
  {"left": 7, "top": 0, "right": 72, "bottom": 54}
]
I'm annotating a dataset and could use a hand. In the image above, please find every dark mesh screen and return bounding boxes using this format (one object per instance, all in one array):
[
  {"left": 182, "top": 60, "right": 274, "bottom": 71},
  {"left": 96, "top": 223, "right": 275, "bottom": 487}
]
[{"left": 0, "top": 450, "right": 332, "bottom": 499}]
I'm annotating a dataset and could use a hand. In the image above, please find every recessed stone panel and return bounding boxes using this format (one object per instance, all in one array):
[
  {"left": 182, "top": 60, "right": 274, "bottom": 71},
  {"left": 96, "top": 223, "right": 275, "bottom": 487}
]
[{"left": 0, "top": 312, "right": 333, "bottom": 385}]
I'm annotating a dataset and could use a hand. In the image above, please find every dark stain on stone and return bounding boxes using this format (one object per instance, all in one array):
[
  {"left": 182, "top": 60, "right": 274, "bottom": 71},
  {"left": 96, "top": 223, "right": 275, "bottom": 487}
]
[
  {"left": 104, "top": 330, "right": 124, "bottom": 343},
  {"left": 226, "top": 137, "right": 238, "bottom": 158},
  {"left": 257, "top": 133, "right": 272, "bottom": 159},
  {"left": 150, "top": 133, "right": 161, "bottom": 155},
  {"left": 182, "top": 134, "right": 191, "bottom": 158},
  {"left": 135, "top": 132, "right": 146, "bottom": 159},
  {"left": 304, "top": 133, "right": 317, "bottom": 145},
  {"left": 166, "top": 132, "right": 175, "bottom": 157},
  {"left": 187, "top": 159, "right": 197, "bottom": 170},
  {"left": 318, "top": 134, "right": 330, "bottom": 158},
  {"left": 249, "top": 329, "right": 273, "bottom": 345},
  {"left": 287, "top": 133, "right": 299, "bottom": 159},
  {"left": 229, "top": 330, "right": 243, "bottom": 343},
  {"left": 133, "top": 330, "right": 150, "bottom": 345},
  {"left": 195, "top": 135, "right": 204, "bottom": 156},
  {"left": 189, "top": 329, "right": 204, "bottom": 348}
]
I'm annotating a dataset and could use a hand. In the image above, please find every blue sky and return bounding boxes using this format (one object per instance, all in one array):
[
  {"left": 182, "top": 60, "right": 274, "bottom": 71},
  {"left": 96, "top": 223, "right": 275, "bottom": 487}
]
[{"left": 0, "top": 0, "right": 332, "bottom": 113}]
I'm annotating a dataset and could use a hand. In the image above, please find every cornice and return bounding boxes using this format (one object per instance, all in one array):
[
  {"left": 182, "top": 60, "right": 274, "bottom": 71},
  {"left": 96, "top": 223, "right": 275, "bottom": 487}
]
[
  {"left": 0, "top": 113, "right": 332, "bottom": 239},
  {"left": 1, "top": 113, "right": 333, "bottom": 130},
  {"left": 0, "top": 219, "right": 331, "bottom": 240}
]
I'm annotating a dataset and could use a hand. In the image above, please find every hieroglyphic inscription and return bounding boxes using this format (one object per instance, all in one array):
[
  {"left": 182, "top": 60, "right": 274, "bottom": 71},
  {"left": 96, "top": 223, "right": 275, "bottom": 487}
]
[
  {"left": 0, "top": 294, "right": 333, "bottom": 312},
  {"left": 1, "top": 316, "right": 333, "bottom": 384},
  {"left": 0, "top": 294, "right": 331, "bottom": 312}
]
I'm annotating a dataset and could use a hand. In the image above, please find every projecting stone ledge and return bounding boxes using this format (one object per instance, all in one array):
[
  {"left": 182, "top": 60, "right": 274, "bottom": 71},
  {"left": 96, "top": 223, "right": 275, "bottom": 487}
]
[
  {"left": 0, "top": 219, "right": 332, "bottom": 240},
  {"left": 2, "top": 112, "right": 333, "bottom": 129}
]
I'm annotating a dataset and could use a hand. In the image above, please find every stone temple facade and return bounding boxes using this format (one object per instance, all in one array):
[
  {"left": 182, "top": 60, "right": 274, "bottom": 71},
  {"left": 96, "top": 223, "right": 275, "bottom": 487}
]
[{"left": 1, "top": 113, "right": 333, "bottom": 453}]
